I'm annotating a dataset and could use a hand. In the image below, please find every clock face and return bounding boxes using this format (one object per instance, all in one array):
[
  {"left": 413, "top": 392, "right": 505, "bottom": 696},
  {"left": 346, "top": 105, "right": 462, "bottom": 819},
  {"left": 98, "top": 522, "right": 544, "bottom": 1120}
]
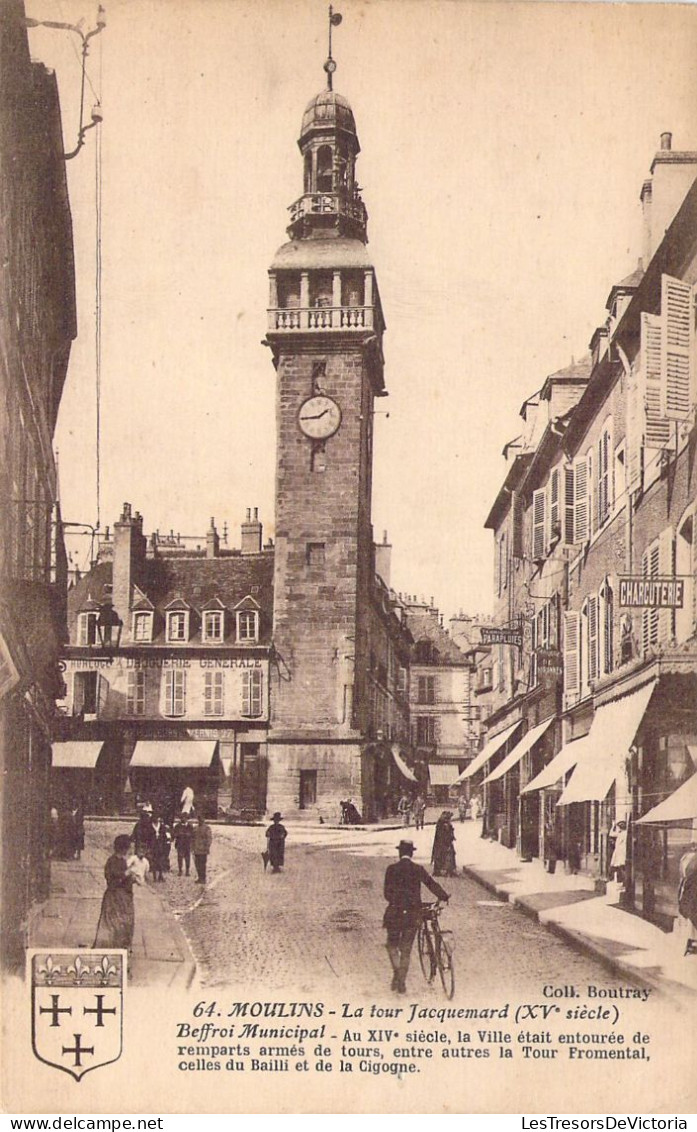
[{"left": 297, "top": 395, "right": 342, "bottom": 440}]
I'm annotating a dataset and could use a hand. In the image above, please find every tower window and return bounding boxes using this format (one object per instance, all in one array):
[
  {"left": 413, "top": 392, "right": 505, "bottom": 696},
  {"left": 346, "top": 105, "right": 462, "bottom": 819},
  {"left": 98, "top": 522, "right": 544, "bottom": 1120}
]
[
  {"left": 306, "top": 542, "right": 326, "bottom": 567},
  {"left": 316, "top": 145, "right": 333, "bottom": 192}
]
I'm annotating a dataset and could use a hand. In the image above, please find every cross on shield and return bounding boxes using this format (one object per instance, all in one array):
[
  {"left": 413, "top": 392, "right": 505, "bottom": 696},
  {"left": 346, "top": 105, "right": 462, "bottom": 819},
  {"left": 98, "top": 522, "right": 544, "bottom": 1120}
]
[{"left": 30, "top": 950, "right": 125, "bottom": 1081}]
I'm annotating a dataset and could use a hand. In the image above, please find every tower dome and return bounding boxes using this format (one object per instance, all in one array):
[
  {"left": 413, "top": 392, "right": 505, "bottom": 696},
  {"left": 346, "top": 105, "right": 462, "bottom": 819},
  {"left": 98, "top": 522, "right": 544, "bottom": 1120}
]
[{"left": 300, "top": 90, "right": 358, "bottom": 148}]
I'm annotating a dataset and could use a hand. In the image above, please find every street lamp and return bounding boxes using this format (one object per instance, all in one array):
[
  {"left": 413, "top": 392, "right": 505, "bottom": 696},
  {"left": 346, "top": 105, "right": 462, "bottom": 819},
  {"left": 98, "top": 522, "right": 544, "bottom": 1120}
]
[{"left": 97, "top": 602, "right": 122, "bottom": 650}]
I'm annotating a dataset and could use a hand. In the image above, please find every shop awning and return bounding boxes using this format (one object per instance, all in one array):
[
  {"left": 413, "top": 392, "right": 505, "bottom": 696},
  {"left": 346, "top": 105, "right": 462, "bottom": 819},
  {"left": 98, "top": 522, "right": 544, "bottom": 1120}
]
[
  {"left": 129, "top": 740, "right": 219, "bottom": 769},
  {"left": 636, "top": 774, "right": 697, "bottom": 825},
  {"left": 429, "top": 764, "right": 460, "bottom": 786},
  {"left": 456, "top": 720, "right": 522, "bottom": 783},
  {"left": 558, "top": 680, "right": 656, "bottom": 806},
  {"left": 521, "top": 736, "right": 588, "bottom": 794},
  {"left": 392, "top": 745, "right": 418, "bottom": 783},
  {"left": 482, "top": 716, "right": 555, "bottom": 786},
  {"left": 52, "top": 741, "right": 104, "bottom": 769}
]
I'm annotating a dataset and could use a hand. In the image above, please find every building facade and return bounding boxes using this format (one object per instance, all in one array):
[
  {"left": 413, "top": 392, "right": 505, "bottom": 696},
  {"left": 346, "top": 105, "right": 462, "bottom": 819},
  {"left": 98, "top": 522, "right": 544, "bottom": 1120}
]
[
  {"left": 56, "top": 506, "right": 273, "bottom": 819},
  {"left": 0, "top": 1, "right": 76, "bottom": 967},
  {"left": 475, "top": 135, "right": 697, "bottom": 928}
]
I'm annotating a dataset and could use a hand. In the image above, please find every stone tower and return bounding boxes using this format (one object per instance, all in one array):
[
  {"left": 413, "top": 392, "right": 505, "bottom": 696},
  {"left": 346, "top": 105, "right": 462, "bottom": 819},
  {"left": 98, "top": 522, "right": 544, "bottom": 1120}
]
[{"left": 265, "top": 57, "right": 387, "bottom": 818}]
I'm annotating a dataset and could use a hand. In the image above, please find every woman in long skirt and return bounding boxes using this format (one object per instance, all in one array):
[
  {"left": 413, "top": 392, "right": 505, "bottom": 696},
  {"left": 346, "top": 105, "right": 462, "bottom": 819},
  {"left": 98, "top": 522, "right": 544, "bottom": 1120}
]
[
  {"left": 95, "top": 835, "right": 135, "bottom": 949},
  {"left": 431, "top": 811, "right": 457, "bottom": 876},
  {"left": 265, "top": 812, "right": 288, "bottom": 874}
]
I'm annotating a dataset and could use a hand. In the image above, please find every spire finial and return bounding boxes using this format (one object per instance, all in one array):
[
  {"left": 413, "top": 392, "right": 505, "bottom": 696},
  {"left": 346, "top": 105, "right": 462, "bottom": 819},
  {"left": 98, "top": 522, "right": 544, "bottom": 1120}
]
[{"left": 324, "top": 6, "right": 342, "bottom": 90}]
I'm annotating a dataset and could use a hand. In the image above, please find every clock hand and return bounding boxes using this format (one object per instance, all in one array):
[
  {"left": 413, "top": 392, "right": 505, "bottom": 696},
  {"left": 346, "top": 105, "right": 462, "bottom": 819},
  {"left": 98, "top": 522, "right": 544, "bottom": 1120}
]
[{"left": 300, "top": 409, "right": 330, "bottom": 420}]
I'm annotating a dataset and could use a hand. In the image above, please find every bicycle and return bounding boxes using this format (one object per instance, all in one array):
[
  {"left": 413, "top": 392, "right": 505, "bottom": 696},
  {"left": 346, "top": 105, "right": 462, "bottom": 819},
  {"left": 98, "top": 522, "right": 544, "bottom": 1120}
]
[{"left": 417, "top": 901, "right": 455, "bottom": 999}]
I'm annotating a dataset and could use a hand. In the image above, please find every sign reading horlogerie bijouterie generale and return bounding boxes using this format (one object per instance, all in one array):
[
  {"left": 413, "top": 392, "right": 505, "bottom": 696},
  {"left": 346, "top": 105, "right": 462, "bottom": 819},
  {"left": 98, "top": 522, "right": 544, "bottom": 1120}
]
[{"left": 619, "top": 577, "right": 685, "bottom": 608}]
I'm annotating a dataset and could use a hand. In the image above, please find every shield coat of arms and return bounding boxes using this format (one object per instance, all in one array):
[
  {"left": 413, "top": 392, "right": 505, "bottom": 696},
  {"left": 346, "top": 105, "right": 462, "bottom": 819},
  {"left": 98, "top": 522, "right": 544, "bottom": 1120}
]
[{"left": 31, "top": 950, "right": 125, "bottom": 1081}]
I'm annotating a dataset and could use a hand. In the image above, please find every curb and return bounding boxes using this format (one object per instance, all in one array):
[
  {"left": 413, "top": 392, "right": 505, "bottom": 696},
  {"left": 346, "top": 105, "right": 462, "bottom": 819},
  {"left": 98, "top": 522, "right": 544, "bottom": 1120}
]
[{"left": 458, "top": 860, "right": 694, "bottom": 1004}]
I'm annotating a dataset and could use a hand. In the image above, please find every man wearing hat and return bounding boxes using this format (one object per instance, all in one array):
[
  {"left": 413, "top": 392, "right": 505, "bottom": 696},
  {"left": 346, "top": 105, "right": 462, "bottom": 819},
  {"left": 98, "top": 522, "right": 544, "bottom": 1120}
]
[
  {"left": 383, "top": 840, "right": 449, "bottom": 993},
  {"left": 265, "top": 812, "right": 288, "bottom": 874}
]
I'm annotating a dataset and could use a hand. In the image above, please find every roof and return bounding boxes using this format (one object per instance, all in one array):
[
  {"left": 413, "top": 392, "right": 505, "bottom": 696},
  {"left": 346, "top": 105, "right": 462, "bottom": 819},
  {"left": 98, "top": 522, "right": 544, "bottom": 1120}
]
[
  {"left": 67, "top": 552, "right": 275, "bottom": 647},
  {"left": 406, "top": 612, "right": 471, "bottom": 666},
  {"left": 538, "top": 357, "right": 592, "bottom": 402},
  {"left": 605, "top": 264, "right": 644, "bottom": 311},
  {"left": 484, "top": 452, "right": 533, "bottom": 531},
  {"left": 300, "top": 90, "right": 357, "bottom": 142},
  {"left": 270, "top": 237, "right": 373, "bottom": 271}
]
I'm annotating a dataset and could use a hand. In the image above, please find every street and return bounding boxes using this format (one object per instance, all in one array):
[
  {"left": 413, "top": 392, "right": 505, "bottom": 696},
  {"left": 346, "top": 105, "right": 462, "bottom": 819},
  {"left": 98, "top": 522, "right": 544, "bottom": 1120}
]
[{"left": 91, "top": 820, "right": 614, "bottom": 1000}]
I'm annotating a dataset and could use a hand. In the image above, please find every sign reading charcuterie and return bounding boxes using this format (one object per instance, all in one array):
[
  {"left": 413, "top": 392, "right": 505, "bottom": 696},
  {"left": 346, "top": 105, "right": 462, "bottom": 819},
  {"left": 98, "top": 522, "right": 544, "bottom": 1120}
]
[
  {"left": 619, "top": 576, "right": 685, "bottom": 609},
  {"left": 480, "top": 626, "right": 523, "bottom": 648}
]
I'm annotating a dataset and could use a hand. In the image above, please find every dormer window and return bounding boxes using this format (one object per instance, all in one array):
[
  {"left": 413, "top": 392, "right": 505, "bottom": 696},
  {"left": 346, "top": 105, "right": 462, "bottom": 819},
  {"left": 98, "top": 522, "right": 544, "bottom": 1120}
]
[
  {"left": 78, "top": 611, "right": 99, "bottom": 646},
  {"left": 166, "top": 610, "right": 189, "bottom": 643},
  {"left": 132, "top": 611, "right": 153, "bottom": 643},
  {"left": 203, "top": 609, "right": 224, "bottom": 643},
  {"left": 237, "top": 609, "right": 259, "bottom": 643}
]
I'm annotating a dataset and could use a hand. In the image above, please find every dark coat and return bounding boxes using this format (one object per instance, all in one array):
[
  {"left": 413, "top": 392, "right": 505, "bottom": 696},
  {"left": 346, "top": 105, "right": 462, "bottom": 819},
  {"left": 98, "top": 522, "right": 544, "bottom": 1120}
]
[
  {"left": 383, "top": 856, "right": 448, "bottom": 930},
  {"left": 266, "top": 821, "right": 287, "bottom": 867}
]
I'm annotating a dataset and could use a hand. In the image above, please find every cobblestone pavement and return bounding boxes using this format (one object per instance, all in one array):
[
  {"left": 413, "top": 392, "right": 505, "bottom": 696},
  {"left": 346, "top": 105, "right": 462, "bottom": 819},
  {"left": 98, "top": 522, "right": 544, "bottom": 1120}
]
[{"left": 88, "top": 821, "right": 611, "bottom": 1002}]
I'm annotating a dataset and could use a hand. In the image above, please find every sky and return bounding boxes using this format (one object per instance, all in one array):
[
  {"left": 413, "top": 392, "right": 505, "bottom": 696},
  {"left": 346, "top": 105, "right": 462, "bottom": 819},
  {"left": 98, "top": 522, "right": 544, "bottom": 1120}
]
[{"left": 24, "top": 0, "right": 697, "bottom": 620}]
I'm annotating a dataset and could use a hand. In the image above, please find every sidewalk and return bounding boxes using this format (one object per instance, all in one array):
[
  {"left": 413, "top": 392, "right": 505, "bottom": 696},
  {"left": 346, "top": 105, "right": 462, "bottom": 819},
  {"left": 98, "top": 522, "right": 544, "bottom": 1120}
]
[
  {"left": 28, "top": 840, "right": 197, "bottom": 989},
  {"left": 446, "top": 818, "right": 697, "bottom": 1006}
]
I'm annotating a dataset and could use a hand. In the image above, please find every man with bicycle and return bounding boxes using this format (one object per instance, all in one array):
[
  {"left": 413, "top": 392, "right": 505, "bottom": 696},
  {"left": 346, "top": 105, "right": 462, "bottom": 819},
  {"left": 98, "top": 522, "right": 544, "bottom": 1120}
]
[{"left": 383, "top": 839, "right": 449, "bottom": 994}]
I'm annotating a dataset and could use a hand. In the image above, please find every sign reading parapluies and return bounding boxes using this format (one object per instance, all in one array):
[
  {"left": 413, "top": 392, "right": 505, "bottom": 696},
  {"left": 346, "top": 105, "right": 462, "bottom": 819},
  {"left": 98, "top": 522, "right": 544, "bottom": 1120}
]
[{"left": 480, "top": 626, "right": 523, "bottom": 649}]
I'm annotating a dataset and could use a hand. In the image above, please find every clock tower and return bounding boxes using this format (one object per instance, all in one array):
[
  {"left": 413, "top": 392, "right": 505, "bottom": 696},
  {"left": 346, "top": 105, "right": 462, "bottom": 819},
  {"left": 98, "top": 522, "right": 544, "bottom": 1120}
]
[{"left": 265, "top": 49, "right": 387, "bottom": 819}]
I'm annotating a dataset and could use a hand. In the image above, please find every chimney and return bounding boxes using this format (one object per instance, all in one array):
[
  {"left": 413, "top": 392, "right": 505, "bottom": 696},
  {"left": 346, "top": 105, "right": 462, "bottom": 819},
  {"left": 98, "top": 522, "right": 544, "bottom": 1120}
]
[
  {"left": 375, "top": 530, "right": 392, "bottom": 586},
  {"left": 644, "top": 132, "right": 697, "bottom": 261},
  {"left": 241, "top": 507, "right": 262, "bottom": 555},
  {"left": 112, "top": 503, "right": 146, "bottom": 630},
  {"left": 206, "top": 517, "right": 220, "bottom": 558}
]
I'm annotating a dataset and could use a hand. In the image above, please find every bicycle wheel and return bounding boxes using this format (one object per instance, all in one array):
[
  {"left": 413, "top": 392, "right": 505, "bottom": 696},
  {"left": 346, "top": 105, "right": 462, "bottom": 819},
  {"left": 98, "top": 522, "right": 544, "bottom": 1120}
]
[
  {"left": 417, "top": 922, "right": 436, "bottom": 982},
  {"left": 436, "top": 931, "right": 455, "bottom": 999}
]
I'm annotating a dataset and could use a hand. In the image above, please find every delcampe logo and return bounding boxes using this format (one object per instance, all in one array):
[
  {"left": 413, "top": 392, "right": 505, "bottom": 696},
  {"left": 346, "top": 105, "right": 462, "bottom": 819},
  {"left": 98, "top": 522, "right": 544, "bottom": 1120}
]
[{"left": 30, "top": 950, "right": 125, "bottom": 1081}]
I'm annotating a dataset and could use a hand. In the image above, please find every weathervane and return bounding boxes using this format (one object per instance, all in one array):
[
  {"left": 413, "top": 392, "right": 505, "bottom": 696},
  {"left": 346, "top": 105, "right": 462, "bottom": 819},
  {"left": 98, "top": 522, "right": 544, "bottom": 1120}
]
[{"left": 324, "top": 6, "right": 343, "bottom": 90}]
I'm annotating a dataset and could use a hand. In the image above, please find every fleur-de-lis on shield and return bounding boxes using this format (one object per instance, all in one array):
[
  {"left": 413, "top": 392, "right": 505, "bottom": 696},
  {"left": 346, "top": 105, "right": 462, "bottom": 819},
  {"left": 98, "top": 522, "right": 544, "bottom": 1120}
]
[
  {"left": 37, "top": 956, "right": 61, "bottom": 984},
  {"left": 67, "top": 955, "right": 91, "bottom": 983},
  {"left": 95, "top": 955, "right": 117, "bottom": 985}
]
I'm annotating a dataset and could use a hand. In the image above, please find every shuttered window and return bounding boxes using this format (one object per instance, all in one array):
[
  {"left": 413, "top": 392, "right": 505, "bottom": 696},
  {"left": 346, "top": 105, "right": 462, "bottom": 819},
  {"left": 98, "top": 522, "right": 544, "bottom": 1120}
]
[
  {"left": 564, "top": 465, "right": 575, "bottom": 544},
  {"left": 661, "top": 274, "right": 693, "bottom": 422},
  {"left": 163, "top": 669, "right": 186, "bottom": 717},
  {"left": 597, "top": 419, "right": 613, "bottom": 528},
  {"left": 600, "top": 581, "right": 614, "bottom": 677},
  {"left": 642, "top": 312, "right": 673, "bottom": 451},
  {"left": 625, "top": 362, "right": 644, "bottom": 495},
  {"left": 586, "top": 595, "right": 599, "bottom": 683},
  {"left": 532, "top": 489, "right": 546, "bottom": 560},
  {"left": 242, "top": 669, "right": 263, "bottom": 717},
  {"left": 529, "top": 615, "right": 538, "bottom": 688},
  {"left": 563, "top": 612, "right": 580, "bottom": 699},
  {"left": 574, "top": 456, "right": 589, "bottom": 543},
  {"left": 204, "top": 671, "right": 224, "bottom": 716},
  {"left": 127, "top": 669, "right": 145, "bottom": 716},
  {"left": 550, "top": 468, "right": 560, "bottom": 543},
  {"left": 641, "top": 539, "right": 660, "bottom": 654}
]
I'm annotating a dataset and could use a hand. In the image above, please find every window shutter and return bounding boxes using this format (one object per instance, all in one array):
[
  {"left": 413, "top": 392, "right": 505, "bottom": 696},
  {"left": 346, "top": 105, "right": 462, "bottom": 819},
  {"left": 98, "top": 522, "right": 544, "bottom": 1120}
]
[
  {"left": 642, "top": 542, "right": 660, "bottom": 654},
  {"left": 658, "top": 527, "right": 675, "bottom": 646},
  {"left": 642, "top": 312, "right": 674, "bottom": 450},
  {"left": 625, "top": 364, "right": 644, "bottom": 494},
  {"left": 602, "top": 583, "right": 614, "bottom": 676},
  {"left": 564, "top": 465, "right": 575, "bottom": 544},
  {"left": 587, "top": 595, "right": 599, "bottom": 682},
  {"left": 563, "top": 612, "right": 580, "bottom": 697},
  {"left": 574, "top": 457, "right": 589, "bottom": 543},
  {"left": 174, "top": 670, "right": 186, "bottom": 715},
  {"left": 511, "top": 491, "right": 523, "bottom": 558},
  {"left": 586, "top": 448, "right": 594, "bottom": 536},
  {"left": 533, "top": 489, "right": 546, "bottom": 559},
  {"left": 550, "top": 469, "right": 560, "bottom": 540},
  {"left": 97, "top": 673, "right": 109, "bottom": 716},
  {"left": 661, "top": 275, "right": 693, "bottom": 421},
  {"left": 164, "top": 669, "right": 173, "bottom": 715},
  {"left": 529, "top": 615, "right": 538, "bottom": 688}
]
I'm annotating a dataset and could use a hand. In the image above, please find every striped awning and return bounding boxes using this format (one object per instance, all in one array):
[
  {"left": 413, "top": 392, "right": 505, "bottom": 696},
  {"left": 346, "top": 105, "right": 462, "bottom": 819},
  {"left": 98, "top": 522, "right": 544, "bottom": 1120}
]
[
  {"left": 130, "top": 740, "right": 219, "bottom": 769},
  {"left": 482, "top": 716, "right": 555, "bottom": 785},
  {"left": 428, "top": 764, "right": 460, "bottom": 786},
  {"left": 52, "top": 741, "right": 104, "bottom": 769},
  {"left": 456, "top": 720, "right": 522, "bottom": 783}
]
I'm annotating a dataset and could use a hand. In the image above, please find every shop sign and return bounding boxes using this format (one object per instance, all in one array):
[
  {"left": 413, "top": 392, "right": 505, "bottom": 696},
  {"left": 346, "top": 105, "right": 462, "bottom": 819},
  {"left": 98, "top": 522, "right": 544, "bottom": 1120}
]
[
  {"left": 619, "top": 577, "right": 684, "bottom": 609},
  {"left": 536, "top": 648, "right": 563, "bottom": 676},
  {"left": 480, "top": 627, "right": 522, "bottom": 648}
]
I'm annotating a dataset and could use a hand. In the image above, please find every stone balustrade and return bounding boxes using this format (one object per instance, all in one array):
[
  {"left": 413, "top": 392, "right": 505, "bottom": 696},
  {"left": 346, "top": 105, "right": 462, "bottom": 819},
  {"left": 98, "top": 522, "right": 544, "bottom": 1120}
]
[{"left": 268, "top": 306, "right": 375, "bottom": 332}]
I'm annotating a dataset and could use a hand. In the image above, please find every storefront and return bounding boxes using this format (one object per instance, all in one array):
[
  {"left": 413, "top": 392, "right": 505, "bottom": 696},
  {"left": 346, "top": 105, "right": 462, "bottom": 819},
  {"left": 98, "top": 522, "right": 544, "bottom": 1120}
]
[{"left": 128, "top": 739, "right": 224, "bottom": 819}]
